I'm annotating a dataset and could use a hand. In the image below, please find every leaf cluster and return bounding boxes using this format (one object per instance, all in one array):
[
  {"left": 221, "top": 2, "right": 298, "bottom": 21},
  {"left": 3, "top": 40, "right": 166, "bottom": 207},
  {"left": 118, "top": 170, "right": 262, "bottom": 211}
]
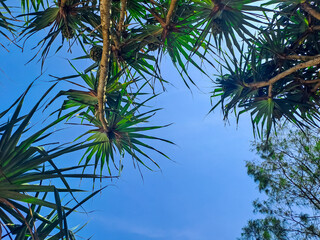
[
  {"left": 0, "top": 85, "right": 112, "bottom": 239},
  {"left": 212, "top": 0, "right": 320, "bottom": 138}
]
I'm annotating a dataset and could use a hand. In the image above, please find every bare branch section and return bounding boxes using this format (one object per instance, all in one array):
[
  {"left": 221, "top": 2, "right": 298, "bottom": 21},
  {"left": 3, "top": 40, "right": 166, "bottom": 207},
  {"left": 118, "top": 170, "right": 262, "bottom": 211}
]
[
  {"left": 312, "top": 82, "right": 320, "bottom": 92},
  {"left": 98, "top": 0, "right": 112, "bottom": 130},
  {"left": 248, "top": 57, "right": 320, "bottom": 89},
  {"left": 301, "top": 2, "right": 320, "bottom": 21},
  {"left": 301, "top": 79, "right": 320, "bottom": 84},
  {"left": 118, "top": 0, "right": 127, "bottom": 32},
  {"left": 166, "top": 0, "right": 178, "bottom": 25},
  {"left": 311, "top": 25, "right": 320, "bottom": 31},
  {"left": 280, "top": 54, "right": 320, "bottom": 61},
  {"left": 147, "top": 8, "right": 165, "bottom": 27},
  {"left": 59, "top": 0, "right": 68, "bottom": 17}
]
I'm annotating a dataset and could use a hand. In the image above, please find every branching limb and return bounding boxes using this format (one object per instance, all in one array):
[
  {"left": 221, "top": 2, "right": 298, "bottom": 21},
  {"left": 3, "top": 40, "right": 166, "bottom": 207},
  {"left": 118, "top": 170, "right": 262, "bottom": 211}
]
[
  {"left": 311, "top": 25, "right": 320, "bottom": 31},
  {"left": 280, "top": 54, "right": 320, "bottom": 61},
  {"left": 300, "top": 79, "right": 320, "bottom": 84},
  {"left": 59, "top": 0, "right": 68, "bottom": 17},
  {"left": 248, "top": 57, "right": 320, "bottom": 89},
  {"left": 312, "top": 82, "right": 320, "bottom": 92},
  {"left": 118, "top": 0, "right": 127, "bottom": 32},
  {"left": 166, "top": 0, "right": 178, "bottom": 25},
  {"left": 146, "top": 7, "right": 166, "bottom": 27},
  {"left": 301, "top": 2, "right": 320, "bottom": 21},
  {"left": 111, "top": 33, "right": 120, "bottom": 49},
  {"left": 98, "top": 0, "right": 112, "bottom": 130}
]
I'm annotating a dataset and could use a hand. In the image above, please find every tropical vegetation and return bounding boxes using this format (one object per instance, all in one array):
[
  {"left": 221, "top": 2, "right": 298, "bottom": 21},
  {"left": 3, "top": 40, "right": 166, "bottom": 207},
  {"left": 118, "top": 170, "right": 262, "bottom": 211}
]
[{"left": 1, "top": 0, "right": 320, "bottom": 238}]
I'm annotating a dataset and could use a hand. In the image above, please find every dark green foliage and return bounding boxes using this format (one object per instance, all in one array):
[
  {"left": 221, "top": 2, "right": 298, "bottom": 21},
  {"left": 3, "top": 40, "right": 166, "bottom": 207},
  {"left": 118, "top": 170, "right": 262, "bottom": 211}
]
[
  {"left": 0, "top": 0, "right": 15, "bottom": 47},
  {"left": 240, "top": 217, "right": 287, "bottom": 240},
  {"left": 212, "top": 1, "right": 320, "bottom": 138},
  {"left": 0, "top": 85, "right": 111, "bottom": 239}
]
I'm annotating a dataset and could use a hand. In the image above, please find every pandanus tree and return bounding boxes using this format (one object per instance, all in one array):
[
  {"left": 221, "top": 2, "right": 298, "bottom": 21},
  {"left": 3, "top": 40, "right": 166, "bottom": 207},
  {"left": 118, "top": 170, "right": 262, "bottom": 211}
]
[
  {"left": 0, "top": 85, "right": 113, "bottom": 239},
  {"left": 16, "top": 0, "right": 268, "bottom": 176},
  {"left": 212, "top": 1, "right": 320, "bottom": 138},
  {"left": 2, "top": 0, "right": 320, "bottom": 238}
]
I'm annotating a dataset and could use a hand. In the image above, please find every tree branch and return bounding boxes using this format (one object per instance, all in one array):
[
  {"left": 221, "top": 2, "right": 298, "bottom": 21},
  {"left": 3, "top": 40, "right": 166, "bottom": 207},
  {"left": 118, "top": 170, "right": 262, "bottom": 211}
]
[
  {"left": 247, "top": 57, "right": 320, "bottom": 89},
  {"left": 268, "top": 84, "right": 272, "bottom": 98},
  {"left": 60, "top": 0, "right": 67, "bottom": 8},
  {"left": 311, "top": 25, "right": 320, "bottom": 31},
  {"left": 301, "top": 2, "right": 320, "bottom": 21},
  {"left": 148, "top": 0, "right": 158, "bottom": 6},
  {"left": 146, "top": 7, "right": 166, "bottom": 27},
  {"left": 280, "top": 54, "right": 320, "bottom": 61},
  {"left": 165, "top": 0, "right": 178, "bottom": 25},
  {"left": 312, "top": 82, "right": 320, "bottom": 92},
  {"left": 118, "top": 0, "right": 127, "bottom": 33},
  {"left": 98, "top": 0, "right": 112, "bottom": 130},
  {"left": 300, "top": 79, "right": 320, "bottom": 84},
  {"left": 59, "top": 0, "right": 68, "bottom": 17}
]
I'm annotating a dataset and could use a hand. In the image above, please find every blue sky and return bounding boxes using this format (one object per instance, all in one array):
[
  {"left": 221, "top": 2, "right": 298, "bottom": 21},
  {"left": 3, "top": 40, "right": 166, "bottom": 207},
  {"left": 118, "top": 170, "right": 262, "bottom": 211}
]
[{"left": 0, "top": 20, "right": 261, "bottom": 240}]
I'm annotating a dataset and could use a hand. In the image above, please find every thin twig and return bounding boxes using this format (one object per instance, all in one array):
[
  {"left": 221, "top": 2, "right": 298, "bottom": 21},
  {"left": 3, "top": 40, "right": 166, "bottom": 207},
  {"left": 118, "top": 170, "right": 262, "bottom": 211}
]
[
  {"left": 301, "top": 79, "right": 320, "bottom": 84},
  {"left": 312, "top": 82, "right": 320, "bottom": 92},
  {"left": 148, "top": 0, "right": 158, "bottom": 6}
]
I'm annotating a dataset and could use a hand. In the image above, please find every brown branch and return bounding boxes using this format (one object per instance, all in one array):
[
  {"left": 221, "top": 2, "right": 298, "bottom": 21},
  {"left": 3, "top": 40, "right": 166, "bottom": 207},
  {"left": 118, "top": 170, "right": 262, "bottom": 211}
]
[
  {"left": 165, "top": 0, "right": 178, "bottom": 25},
  {"left": 118, "top": 0, "right": 127, "bottom": 32},
  {"left": 59, "top": 0, "right": 68, "bottom": 18},
  {"left": 301, "top": 79, "right": 320, "bottom": 84},
  {"left": 301, "top": 2, "right": 320, "bottom": 21},
  {"left": 98, "top": 0, "right": 112, "bottom": 130},
  {"left": 312, "top": 82, "right": 320, "bottom": 92},
  {"left": 311, "top": 25, "right": 320, "bottom": 31},
  {"left": 111, "top": 33, "right": 120, "bottom": 49},
  {"left": 146, "top": 8, "right": 166, "bottom": 27},
  {"left": 149, "top": 0, "right": 158, "bottom": 5},
  {"left": 247, "top": 57, "right": 320, "bottom": 89},
  {"left": 60, "top": 0, "right": 68, "bottom": 8},
  {"left": 268, "top": 84, "right": 272, "bottom": 98},
  {"left": 280, "top": 54, "right": 320, "bottom": 61}
]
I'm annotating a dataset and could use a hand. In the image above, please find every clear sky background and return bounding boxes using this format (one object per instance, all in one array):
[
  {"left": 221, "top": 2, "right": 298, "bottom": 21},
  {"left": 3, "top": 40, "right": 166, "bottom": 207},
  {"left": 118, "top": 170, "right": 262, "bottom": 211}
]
[{"left": 0, "top": 14, "right": 261, "bottom": 239}]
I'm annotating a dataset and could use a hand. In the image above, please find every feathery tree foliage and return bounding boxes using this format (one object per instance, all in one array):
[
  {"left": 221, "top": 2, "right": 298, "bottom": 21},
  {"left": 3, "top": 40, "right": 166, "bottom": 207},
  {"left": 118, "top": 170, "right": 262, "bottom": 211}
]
[
  {"left": 1, "top": 0, "right": 320, "bottom": 238},
  {"left": 240, "top": 126, "right": 320, "bottom": 240}
]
